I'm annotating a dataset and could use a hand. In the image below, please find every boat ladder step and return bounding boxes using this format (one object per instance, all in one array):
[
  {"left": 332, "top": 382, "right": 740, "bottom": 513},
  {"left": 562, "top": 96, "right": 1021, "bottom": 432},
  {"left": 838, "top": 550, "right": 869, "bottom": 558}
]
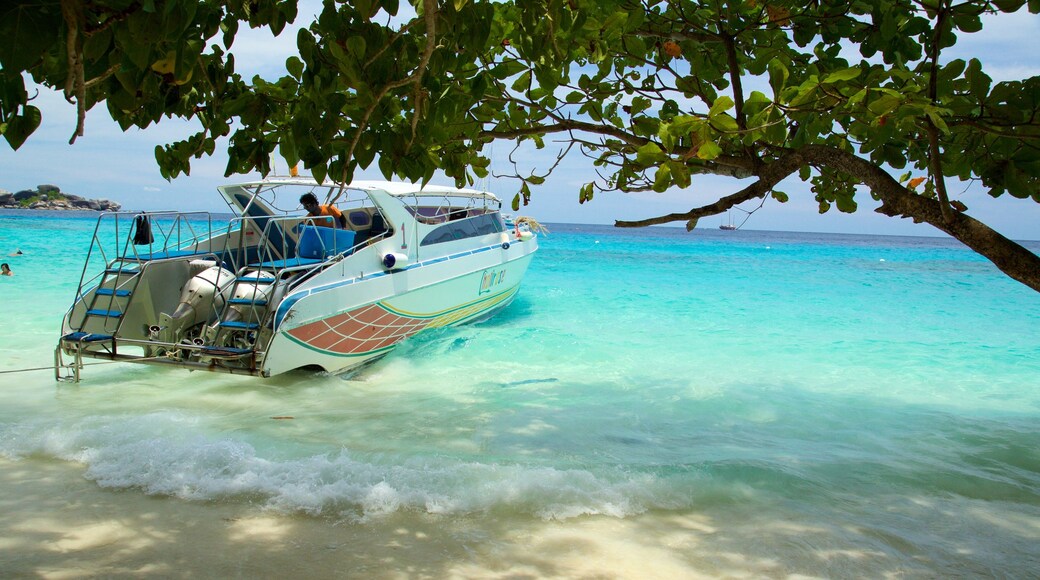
[
  {"left": 218, "top": 321, "right": 259, "bottom": 330},
  {"left": 86, "top": 309, "right": 123, "bottom": 318},
  {"left": 228, "top": 297, "right": 268, "bottom": 306},
  {"left": 95, "top": 288, "right": 132, "bottom": 297},
  {"left": 237, "top": 276, "right": 274, "bottom": 284},
  {"left": 105, "top": 268, "right": 139, "bottom": 276}
]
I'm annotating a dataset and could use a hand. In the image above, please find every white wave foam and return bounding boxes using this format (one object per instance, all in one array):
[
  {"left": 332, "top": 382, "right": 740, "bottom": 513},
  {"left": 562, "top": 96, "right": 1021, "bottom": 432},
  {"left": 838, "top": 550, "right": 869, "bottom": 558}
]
[{"left": 0, "top": 414, "right": 692, "bottom": 521}]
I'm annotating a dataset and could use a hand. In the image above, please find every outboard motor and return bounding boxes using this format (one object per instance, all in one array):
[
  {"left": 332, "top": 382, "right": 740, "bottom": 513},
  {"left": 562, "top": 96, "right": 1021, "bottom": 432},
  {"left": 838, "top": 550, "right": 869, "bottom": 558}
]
[{"left": 158, "top": 263, "right": 235, "bottom": 343}]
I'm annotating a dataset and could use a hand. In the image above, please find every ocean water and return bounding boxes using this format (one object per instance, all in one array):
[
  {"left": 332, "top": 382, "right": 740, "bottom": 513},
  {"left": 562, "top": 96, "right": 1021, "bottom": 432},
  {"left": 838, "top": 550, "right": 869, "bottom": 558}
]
[{"left": 1, "top": 211, "right": 1039, "bottom": 575}]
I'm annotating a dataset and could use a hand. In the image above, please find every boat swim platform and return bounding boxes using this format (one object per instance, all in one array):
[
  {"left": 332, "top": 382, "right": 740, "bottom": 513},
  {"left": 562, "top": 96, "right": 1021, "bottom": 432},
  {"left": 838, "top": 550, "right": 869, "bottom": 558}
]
[{"left": 56, "top": 333, "right": 265, "bottom": 381}]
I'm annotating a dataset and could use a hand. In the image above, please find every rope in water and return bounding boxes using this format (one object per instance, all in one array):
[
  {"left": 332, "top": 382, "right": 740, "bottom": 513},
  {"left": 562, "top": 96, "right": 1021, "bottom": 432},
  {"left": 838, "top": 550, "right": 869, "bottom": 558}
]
[
  {"left": 0, "top": 355, "right": 170, "bottom": 375},
  {"left": 0, "top": 361, "right": 117, "bottom": 375}
]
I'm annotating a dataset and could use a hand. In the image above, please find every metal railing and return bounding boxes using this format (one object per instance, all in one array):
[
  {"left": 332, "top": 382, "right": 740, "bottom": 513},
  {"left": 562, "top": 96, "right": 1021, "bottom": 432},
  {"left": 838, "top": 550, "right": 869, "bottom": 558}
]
[{"left": 72, "top": 211, "right": 219, "bottom": 305}]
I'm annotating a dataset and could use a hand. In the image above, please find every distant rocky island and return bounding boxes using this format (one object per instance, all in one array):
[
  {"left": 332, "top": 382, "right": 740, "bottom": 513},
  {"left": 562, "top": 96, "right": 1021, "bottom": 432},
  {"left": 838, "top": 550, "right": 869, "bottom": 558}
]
[{"left": 0, "top": 184, "right": 121, "bottom": 211}]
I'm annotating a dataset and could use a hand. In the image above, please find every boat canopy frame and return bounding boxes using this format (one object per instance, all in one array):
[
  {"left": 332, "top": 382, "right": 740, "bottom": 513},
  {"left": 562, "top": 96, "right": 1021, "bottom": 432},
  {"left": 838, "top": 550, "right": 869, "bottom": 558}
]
[{"left": 218, "top": 178, "right": 502, "bottom": 221}]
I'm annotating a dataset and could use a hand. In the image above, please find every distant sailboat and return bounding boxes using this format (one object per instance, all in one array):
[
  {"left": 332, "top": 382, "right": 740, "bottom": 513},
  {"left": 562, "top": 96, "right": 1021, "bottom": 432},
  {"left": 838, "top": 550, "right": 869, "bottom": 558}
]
[{"left": 719, "top": 210, "right": 737, "bottom": 230}]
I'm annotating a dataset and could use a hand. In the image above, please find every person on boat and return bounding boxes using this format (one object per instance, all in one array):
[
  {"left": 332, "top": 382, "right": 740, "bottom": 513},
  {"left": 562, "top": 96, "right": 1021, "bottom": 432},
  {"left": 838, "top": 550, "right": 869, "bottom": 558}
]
[
  {"left": 1, "top": 263, "right": 12, "bottom": 276},
  {"left": 299, "top": 192, "right": 347, "bottom": 229}
]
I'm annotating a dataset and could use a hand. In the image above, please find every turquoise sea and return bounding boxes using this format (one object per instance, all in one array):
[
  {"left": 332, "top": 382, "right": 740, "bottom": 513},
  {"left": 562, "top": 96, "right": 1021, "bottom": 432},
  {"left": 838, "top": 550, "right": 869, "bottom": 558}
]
[{"left": 1, "top": 210, "right": 1039, "bottom": 576}]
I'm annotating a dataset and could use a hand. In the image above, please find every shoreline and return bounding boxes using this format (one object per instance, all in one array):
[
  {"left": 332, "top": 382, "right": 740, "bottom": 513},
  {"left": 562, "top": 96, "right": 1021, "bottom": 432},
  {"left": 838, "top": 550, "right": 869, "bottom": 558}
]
[
  {"left": 1, "top": 457, "right": 724, "bottom": 578},
  {"left": 6, "top": 456, "right": 1023, "bottom": 578}
]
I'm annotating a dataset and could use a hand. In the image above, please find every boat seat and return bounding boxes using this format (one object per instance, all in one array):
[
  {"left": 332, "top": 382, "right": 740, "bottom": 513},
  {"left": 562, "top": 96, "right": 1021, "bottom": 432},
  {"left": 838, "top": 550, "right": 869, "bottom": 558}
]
[
  {"left": 249, "top": 226, "right": 355, "bottom": 269},
  {"left": 353, "top": 213, "right": 386, "bottom": 246},
  {"left": 250, "top": 256, "right": 325, "bottom": 269},
  {"left": 297, "top": 225, "right": 356, "bottom": 259},
  {"left": 62, "top": 332, "right": 114, "bottom": 343},
  {"left": 127, "top": 249, "right": 213, "bottom": 261}
]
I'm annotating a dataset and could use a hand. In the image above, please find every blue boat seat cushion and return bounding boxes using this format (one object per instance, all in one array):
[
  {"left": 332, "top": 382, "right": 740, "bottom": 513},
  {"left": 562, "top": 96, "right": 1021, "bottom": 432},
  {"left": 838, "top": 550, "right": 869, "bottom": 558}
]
[{"left": 298, "top": 225, "right": 356, "bottom": 259}]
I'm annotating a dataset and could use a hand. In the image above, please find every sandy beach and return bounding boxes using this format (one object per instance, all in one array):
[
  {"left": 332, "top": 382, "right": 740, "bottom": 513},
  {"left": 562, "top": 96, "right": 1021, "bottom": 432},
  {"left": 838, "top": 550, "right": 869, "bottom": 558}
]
[
  {"left": 9, "top": 455, "right": 1033, "bottom": 579},
  {"left": 2, "top": 457, "right": 737, "bottom": 579}
]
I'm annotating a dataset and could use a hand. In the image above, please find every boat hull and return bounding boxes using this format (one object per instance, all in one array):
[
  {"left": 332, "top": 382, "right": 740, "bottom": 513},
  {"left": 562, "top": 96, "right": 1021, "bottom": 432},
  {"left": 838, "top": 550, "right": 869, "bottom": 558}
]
[{"left": 261, "top": 241, "right": 535, "bottom": 376}]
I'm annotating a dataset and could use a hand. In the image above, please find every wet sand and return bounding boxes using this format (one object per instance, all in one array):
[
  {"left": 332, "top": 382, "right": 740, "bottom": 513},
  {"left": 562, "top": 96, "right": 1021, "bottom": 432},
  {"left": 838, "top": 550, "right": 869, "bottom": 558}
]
[
  {"left": 1, "top": 457, "right": 727, "bottom": 578},
  {"left": 4, "top": 457, "right": 1036, "bottom": 578}
]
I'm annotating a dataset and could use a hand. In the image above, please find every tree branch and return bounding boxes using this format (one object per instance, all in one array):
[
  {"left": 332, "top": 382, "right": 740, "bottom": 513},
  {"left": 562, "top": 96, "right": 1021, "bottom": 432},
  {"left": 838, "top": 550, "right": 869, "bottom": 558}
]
[
  {"left": 618, "top": 144, "right": 1040, "bottom": 292},
  {"left": 615, "top": 147, "right": 808, "bottom": 229},
  {"left": 927, "top": 0, "right": 954, "bottom": 223},
  {"left": 334, "top": 0, "right": 439, "bottom": 193},
  {"left": 809, "top": 144, "right": 1040, "bottom": 291},
  {"left": 60, "top": 0, "right": 86, "bottom": 144},
  {"left": 722, "top": 33, "right": 747, "bottom": 131},
  {"left": 476, "top": 117, "right": 757, "bottom": 178}
]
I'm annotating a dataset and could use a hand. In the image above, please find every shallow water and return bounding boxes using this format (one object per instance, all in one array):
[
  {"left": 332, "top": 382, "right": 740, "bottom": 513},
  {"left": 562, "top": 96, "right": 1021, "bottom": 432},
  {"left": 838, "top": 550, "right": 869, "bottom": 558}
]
[{"left": 2, "top": 212, "right": 1039, "bottom": 575}]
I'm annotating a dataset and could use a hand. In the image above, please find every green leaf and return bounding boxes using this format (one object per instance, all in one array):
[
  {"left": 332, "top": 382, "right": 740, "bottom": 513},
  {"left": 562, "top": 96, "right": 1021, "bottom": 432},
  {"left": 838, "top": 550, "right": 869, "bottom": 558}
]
[
  {"left": 511, "top": 70, "right": 532, "bottom": 92},
  {"left": 0, "top": 5, "right": 61, "bottom": 70},
  {"left": 847, "top": 88, "right": 868, "bottom": 106},
  {"left": 2, "top": 105, "right": 41, "bottom": 150},
  {"left": 653, "top": 163, "right": 672, "bottom": 192},
  {"left": 771, "top": 190, "right": 789, "bottom": 203},
  {"left": 768, "top": 59, "right": 789, "bottom": 96},
  {"left": 710, "top": 115, "right": 739, "bottom": 133},
  {"left": 579, "top": 183, "right": 594, "bottom": 204},
  {"left": 952, "top": 9, "right": 983, "bottom": 33},
  {"left": 312, "top": 162, "right": 328, "bottom": 185},
  {"left": 286, "top": 56, "right": 304, "bottom": 79},
  {"left": 745, "top": 91, "right": 771, "bottom": 106},
  {"left": 490, "top": 60, "right": 527, "bottom": 80},
  {"left": 823, "top": 67, "right": 861, "bottom": 84},
  {"left": 966, "top": 59, "right": 991, "bottom": 96},
  {"left": 925, "top": 108, "right": 949, "bottom": 134},
  {"left": 629, "top": 96, "right": 651, "bottom": 116},
  {"left": 708, "top": 96, "right": 734, "bottom": 118},
  {"left": 696, "top": 141, "right": 722, "bottom": 160},
  {"left": 636, "top": 142, "right": 667, "bottom": 165},
  {"left": 346, "top": 36, "right": 366, "bottom": 59},
  {"left": 992, "top": 0, "right": 1025, "bottom": 10},
  {"left": 868, "top": 93, "right": 901, "bottom": 116},
  {"left": 354, "top": 0, "right": 372, "bottom": 19}
]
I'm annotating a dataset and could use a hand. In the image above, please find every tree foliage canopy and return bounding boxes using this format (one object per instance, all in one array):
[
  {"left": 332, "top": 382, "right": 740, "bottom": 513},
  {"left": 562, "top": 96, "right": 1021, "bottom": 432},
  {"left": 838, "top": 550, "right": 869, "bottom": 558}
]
[{"left": 2, "top": 0, "right": 1039, "bottom": 290}]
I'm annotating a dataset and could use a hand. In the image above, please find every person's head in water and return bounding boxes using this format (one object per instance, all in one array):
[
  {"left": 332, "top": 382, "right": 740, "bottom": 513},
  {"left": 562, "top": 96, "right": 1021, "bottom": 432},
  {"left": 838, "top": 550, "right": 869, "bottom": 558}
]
[
  {"left": 299, "top": 193, "right": 320, "bottom": 215},
  {"left": 1, "top": 263, "right": 12, "bottom": 276}
]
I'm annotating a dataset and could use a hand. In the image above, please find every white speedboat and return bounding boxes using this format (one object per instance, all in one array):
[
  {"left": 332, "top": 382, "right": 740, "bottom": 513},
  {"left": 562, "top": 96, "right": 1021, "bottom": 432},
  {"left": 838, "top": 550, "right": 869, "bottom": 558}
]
[{"left": 55, "top": 177, "right": 540, "bottom": 381}]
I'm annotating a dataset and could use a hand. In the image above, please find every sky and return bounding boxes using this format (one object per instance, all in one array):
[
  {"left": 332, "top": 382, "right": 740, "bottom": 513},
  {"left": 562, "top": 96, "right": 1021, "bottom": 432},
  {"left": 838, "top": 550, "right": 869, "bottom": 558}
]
[{"left": 1, "top": 3, "right": 1038, "bottom": 240}]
